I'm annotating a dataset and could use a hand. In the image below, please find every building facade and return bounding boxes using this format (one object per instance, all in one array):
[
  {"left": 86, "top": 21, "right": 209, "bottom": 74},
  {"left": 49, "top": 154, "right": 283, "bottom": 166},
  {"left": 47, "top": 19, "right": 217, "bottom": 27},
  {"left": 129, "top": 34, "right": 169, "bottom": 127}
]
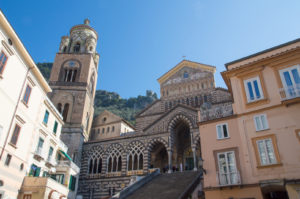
[
  {"left": 78, "top": 60, "right": 232, "bottom": 198},
  {"left": 90, "top": 110, "right": 135, "bottom": 141},
  {"left": 200, "top": 38, "right": 300, "bottom": 199},
  {"left": 48, "top": 19, "right": 99, "bottom": 166},
  {"left": 0, "top": 10, "right": 52, "bottom": 199},
  {"left": 0, "top": 11, "right": 80, "bottom": 199}
]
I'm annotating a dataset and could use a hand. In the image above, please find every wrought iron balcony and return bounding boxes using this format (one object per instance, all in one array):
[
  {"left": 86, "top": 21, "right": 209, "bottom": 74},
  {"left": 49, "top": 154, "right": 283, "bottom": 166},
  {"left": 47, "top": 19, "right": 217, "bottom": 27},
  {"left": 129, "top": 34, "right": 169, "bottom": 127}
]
[
  {"left": 217, "top": 170, "right": 241, "bottom": 186},
  {"left": 279, "top": 84, "right": 300, "bottom": 101}
]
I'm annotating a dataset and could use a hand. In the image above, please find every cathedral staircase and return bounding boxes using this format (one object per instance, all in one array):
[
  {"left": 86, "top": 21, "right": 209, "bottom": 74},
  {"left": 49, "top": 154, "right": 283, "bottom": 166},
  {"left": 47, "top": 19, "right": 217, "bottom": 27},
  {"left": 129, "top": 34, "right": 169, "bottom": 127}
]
[{"left": 112, "top": 170, "right": 202, "bottom": 199}]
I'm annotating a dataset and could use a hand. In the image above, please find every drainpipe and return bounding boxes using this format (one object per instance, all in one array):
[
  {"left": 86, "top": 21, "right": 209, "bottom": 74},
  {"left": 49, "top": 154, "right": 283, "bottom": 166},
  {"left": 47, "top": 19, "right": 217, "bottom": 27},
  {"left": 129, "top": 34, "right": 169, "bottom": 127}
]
[{"left": 0, "top": 66, "right": 32, "bottom": 160}]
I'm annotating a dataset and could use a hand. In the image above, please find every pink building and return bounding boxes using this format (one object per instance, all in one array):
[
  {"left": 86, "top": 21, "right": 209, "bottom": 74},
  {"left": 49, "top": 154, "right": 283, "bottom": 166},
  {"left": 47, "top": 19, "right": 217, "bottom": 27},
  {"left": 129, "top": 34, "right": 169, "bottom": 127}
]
[{"left": 199, "top": 38, "right": 300, "bottom": 199}]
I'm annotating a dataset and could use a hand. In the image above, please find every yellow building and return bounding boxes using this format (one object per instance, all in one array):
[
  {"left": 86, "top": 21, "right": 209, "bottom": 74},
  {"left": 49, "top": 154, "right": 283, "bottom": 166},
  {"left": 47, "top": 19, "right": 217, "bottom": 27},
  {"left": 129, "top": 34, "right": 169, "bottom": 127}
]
[{"left": 199, "top": 38, "right": 300, "bottom": 199}]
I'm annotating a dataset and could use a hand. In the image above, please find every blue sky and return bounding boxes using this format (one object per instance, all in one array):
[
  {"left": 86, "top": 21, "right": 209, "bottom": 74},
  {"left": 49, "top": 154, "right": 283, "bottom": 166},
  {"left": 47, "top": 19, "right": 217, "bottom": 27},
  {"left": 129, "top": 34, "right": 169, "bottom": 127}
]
[{"left": 2, "top": 0, "right": 300, "bottom": 98}]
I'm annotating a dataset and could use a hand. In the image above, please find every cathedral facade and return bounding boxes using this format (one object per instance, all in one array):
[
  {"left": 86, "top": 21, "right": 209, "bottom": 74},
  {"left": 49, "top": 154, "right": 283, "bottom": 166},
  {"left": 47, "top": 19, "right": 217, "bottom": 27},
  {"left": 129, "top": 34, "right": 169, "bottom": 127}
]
[{"left": 77, "top": 60, "right": 232, "bottom": 198}]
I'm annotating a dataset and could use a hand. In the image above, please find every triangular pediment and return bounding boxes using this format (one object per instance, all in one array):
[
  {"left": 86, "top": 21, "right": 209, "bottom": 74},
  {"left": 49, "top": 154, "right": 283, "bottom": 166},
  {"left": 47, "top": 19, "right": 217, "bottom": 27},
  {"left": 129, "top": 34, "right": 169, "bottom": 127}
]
[
  {"left": 92, "top": 110, "right": 122, "bottom": 127},
  {"left": 157, "top": 60, "right": 216, "bottom": 85},
  {"left": 143, "top": 104, "right": 198, "bottom": 134}
]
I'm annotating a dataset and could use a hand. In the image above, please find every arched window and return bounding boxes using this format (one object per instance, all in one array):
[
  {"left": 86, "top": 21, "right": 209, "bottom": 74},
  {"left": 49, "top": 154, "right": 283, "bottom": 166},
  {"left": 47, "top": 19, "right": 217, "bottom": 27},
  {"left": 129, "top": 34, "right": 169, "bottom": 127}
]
[
  {"left": 63, "top": 46, "right": 67, "bottom": 53},
  {"left": 87, "top": 146, "right": 103, "bottom": 175},
  {"left": 107, "top": 127, "right": 110, "bottom": 133},
  {"left": 89, "top": 73, "right": 95, "bottom": 94},
  {"left": 73, "top": 43, "right": 80, "bottom": 53},
  {"left": 62, "top": 103, "right": 69, "bottom": 122},
  {"left": 183, "top": 71, "right": 189, "bottom": 78},
  {"left": 169, "top": 101, "right": 172, "bottom": 109},
  {"left": 64, "top": 69, "right": 78, "bottom": 82},
  {"left": 57, "top": 103, "right": 62, "bottom": 114},
  {"left": 112, "top": 126, "right": 115, "bottom": 132},
  {"left": 127, "top": 141, "right": 144, "bottom": 171},
  {"left": 86, "top": 113, "right": 89, "bottom": 131},
  {"left": 186, "top": 98, "right": 189, "bottom": 105},
  {"left": 107, "top": 144, "right": 123, "bottom": 173}
]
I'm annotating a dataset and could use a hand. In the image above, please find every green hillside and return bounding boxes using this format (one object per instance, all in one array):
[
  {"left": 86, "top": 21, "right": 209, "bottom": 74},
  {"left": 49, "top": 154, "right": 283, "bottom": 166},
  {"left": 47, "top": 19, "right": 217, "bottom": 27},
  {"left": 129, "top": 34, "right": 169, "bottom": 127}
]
[{"left": 36, "top": 63, "right": 157, "bottom": 125}]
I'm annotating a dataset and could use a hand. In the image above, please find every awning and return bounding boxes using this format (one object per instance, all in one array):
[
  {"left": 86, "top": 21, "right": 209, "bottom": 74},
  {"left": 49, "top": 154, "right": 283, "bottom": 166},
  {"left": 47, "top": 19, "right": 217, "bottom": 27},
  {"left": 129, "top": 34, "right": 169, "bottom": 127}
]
[{"left": 59, "top": 150, "right": 72, "bottom": 161}]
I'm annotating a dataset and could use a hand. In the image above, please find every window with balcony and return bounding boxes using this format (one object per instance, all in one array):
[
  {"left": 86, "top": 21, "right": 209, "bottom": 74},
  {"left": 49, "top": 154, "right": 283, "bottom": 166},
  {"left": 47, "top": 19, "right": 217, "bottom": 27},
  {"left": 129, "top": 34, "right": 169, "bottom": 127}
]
[
  {"left": 216, "top": 123, "right": 229, "bottom": 139},
  {"left": 256, "top": 138, "right": 277, "bottom": 166},
  {"left": 0, "top": 51, "right": 8, "bottom": 75},
  {"left": 53, "top": 121, "right": 58, "bottom": 134},
  {"left": 10, "top": 124, "right": 21, "bottom": 146},
  {"left": 217, "top": 151, "right": 240, "bottom": 185},
  {"left": 279, "top": 65, "right": 300, "bottom": 100},
  {"left": 22, "top": 85, "right": 32, "bottom": 105},
  {"left": 244, "top": 76, "right": 264, "bottom": 103},
  {"left": 43, "top": 110, "right": 49, "bottom": 125},
  {"left": 254, "top": 114, "right": 269, "bottom": 131}
]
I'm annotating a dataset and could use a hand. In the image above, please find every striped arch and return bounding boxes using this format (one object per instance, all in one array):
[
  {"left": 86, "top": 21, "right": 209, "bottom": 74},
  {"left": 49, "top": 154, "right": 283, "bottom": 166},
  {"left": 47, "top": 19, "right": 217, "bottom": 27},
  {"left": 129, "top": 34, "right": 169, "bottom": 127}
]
[
  {"left": 147, "top": 137, "right": 168, "bottom": 151},
  {"left": 193, "top": 134, "right": 200, "bottom": 148},
  {"left": 167, "top": 113, "right": 194, "bottom": 133}
]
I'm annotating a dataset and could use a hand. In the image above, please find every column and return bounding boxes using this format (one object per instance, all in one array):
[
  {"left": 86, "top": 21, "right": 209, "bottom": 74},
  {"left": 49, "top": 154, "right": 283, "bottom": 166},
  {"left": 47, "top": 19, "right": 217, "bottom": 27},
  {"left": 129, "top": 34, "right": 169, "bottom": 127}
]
[
  {"left": 192, "top": 147, "right": 197, "bottom": 171},
  {"left": 168, "top": 149, "right": 172, "bottom": 173}
]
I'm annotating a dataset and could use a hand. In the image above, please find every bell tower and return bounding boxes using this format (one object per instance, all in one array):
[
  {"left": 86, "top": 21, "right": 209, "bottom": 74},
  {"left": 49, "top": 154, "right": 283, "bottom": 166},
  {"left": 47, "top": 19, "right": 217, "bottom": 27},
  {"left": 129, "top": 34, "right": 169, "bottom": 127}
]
[{"left": 48, "top": 19, "right": 99, "bottom": 166}]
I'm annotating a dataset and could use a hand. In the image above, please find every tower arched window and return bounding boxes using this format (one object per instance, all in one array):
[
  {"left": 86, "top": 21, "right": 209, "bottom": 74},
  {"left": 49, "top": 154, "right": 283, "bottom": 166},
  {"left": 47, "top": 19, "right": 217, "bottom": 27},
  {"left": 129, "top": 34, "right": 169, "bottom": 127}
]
[
  {"left": 127, "top": 141, "right": 144, "bottom": 171},
  {"left": 73, "top": 43, "right": 80, "bottom": 53},
  {"left": 63, "top": 46, "right": 67, "bottom": 53},
  {"left": 57, "top": 103, "right": 62, "bottom": 114},
  {"left": 89, "top": 73, "right": 95, "bottom": 94},
  {"left": 62, "top": 103, "right": 69, "bottom": 122},
  {"left": 64, "top": 69, "right": 78, "bottom": 82}
]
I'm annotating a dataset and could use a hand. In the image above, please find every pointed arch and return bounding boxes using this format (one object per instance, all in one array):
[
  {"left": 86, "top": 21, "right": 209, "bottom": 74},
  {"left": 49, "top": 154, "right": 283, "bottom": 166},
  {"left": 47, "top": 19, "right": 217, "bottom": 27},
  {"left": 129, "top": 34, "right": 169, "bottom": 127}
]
[
  {"left": 106, "top": 143, "right": 124, "bottom": 173},
  {"left": 87, "top": 145, "right": 104, "bottom": 174},
  {"left": 126, "top": 141, "right": 145, "bottom": 171}
]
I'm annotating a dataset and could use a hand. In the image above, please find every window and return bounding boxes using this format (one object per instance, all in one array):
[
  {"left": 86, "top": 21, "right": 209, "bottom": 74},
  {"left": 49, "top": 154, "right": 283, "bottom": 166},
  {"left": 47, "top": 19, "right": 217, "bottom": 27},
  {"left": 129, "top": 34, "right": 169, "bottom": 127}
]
[
  {"left": 279, "top": 65, "right": 300, "bottom": 99},
  {"left": 107, "top": 127, "right": 110, "bottom": 133},
  {"left": 50, "top": 174, "right": 64, "bottom": 184},
  {"left": 10, "top": 124, "right": 21, "bottom": 145},
  {"left": 43, "top": 110, "right": 49, "bottom": 125},
  {"left": 0, "top": 51, "right": 8, "bottom": 75},
  {"left": 23, "top": 194, "right": 32, "bottom": 199},
  {"left": 112, "top": 126, "right": 115, "bottom": 132},
  {"left": 22, "top": 85, "right": 32, "bottom": 105},
  {"left": 256, "top": 138, "right": 277, "bottom": 166},
  {"left": 64, "top": 69, "right": 77, "bottom": 82},
  {"left": 244, "top": 76, "right": 264, "bottom": 102},
  {"left": 216, "top": 123, "right": 229, "bottom": 139},
  {"left": 217, "top": 151, "right": 239, "bottom": 185},
  {"left": 47, "top": 147, "right": 54, "bottom": 161},
  {"left": 69, "top": 175, "right": 77, "bottom": 191},
  {"left": 183, "top": 71, "right": 189, "bottom": 78},
  {"left": 36, "top": 138, "right": 44, "bottom": 154},
  {"left": 53, "top": 121, "right": 58, "bottom": 134},
  {"left": 254, "top": 114, "right": 269, "bottom": 131},
  {"left": 62, "top": 103, "right": 69, "bottom": 122},
  {"left": 57, "top": 103, "right": 62, "bottom": 113},
  {"left": 73, "top": 43, "right": 80, "bottom": 53},
  {"left": 102, "top": 128, "right": 105, "bottom": 134},
  {"left": 5, "top": 154, "right": 12, "bottom": 166}
]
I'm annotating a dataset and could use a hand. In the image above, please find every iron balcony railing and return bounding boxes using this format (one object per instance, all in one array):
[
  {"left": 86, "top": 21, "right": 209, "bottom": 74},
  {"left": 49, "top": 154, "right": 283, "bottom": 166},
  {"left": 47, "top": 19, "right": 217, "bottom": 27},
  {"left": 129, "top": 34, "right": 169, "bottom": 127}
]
[
  {"left": 217, "top": 170, "right": 241, "bottom": 186},
  {"left": 279, "top": 84, "right": 300, "bottom": 101},
  {"left": 34, "top": 147, "right": 44, "bottom": 159}
]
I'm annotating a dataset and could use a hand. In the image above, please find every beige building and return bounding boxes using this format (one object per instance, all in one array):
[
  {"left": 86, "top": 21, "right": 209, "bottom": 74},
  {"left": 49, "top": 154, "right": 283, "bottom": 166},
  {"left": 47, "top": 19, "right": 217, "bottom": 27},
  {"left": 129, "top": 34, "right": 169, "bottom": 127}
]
[
  {"left": 90, "top": 110, "right": 135, "bottom": 140},
  {"left": 0, "top": 10, "right": 79, "bottom": 199},
  {"left": 18, "top": 98, "right": 80, "bottom": 199},
  {"left": 199, "top": 38, "right": 300, "bottom": 199},
  {"left": 0, "top": 10, "right": 51, "bottom": 199}
]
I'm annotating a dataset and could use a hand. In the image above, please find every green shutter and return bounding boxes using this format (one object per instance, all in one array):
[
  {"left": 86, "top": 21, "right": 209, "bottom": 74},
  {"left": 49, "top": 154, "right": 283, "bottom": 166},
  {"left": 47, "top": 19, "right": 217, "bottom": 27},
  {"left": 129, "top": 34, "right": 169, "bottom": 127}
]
[
  {"left": 53, "top": 121, "right": 58, "bottom": 134},
  {"left": 35, "top": 167, "right": 41, "bottom": 177}
]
